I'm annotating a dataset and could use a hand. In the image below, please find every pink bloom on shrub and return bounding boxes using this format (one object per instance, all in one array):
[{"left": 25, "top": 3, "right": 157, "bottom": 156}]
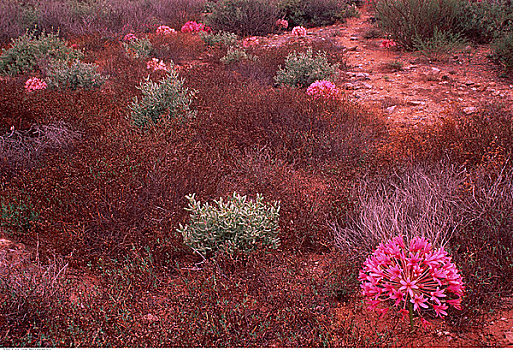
[
  {"left": 306, "top": 80, "right": 339, "bottom": 99},
  {"left": 156, "top": 25, "right": 176, "bottom": 35},
  {"left": 380, "top": 39, "right": 397, "bottom": 49},
  {"left": 181, "top": 21, "right": 211, "bottom": 33},
  {"left": 123, "top": 33, "right": 138, "bottom": 42},
  {"left": 24, "top": 77, "right": 47, "bottom": 92},
  {"left": 359, "top": 236, "right": 464, "bottom": 324},
  {"left": 70, "top": 43, "right": 78, "bottom": 49},
  {"left": 291, "top": 26, "right": 307, "bottom": 36},
  {"left": 146, "top": 58, "right": 168, "bottom": 72},
  {"left": 276, "top": 18, "right": 288, "bottom": 29},
  {"left": 242, "top": 36, "right": 260, "bottom": 48}
]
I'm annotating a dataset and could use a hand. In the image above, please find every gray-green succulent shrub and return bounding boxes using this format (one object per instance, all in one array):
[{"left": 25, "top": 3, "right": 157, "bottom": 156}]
[
  {"left": 177, "top": 192, "right": 281, "bottom": 256},
  {"left": 45, "top": 59, "right": 108, "bottom": 90}
]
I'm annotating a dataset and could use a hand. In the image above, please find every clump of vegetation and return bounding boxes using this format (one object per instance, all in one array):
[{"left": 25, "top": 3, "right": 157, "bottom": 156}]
[
  {"left": 200, "top": 30, "right": 239, "bottom": 48},
  {"left": 0, "top": 29, "right": 83, "bottom": 76},
  {"left": 277, "top": 0, "right": 358, "bottom": 28},
  {"left": 129, "top": 68, "right": 196, "bottom": 126},
  {"left": 177, "top": 192, "right": 281, "bottom": 256},
  {"left": 122, "top": 37, "right": 153, "bottom": 59},
  {"left": 45, "top": 59, "right": 108, "bottom": 90},
  {"left": 492, "top": 31, "right": 513, "bottom": 73},
  {"left": 274, "top": 48, "right": 339, "bottom": 87},
  {"left": 413, "top": 27, "right": 467, "bottom": 61},
  {"left": 220, "top": 47, "right": 256, "bottom": 64},
  {"left": 204, "top": 0, "right": 279, "bottom": 36}
]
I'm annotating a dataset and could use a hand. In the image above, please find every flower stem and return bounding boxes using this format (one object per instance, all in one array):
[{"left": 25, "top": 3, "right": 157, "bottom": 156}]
[{"left": 408, "top": 301, "right": 414, "bottom": 330}]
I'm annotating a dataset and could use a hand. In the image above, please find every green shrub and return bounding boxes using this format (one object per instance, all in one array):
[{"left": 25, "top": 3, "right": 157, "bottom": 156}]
[
  {"left": 200, "top": 30, "right": 239, "bottom": 48},
  {"left": 1, "top": 195, "right": 39, "bottom": 233},
  {"left": 277, "top": 0, "right": 357, "bottom": 28},
  {"left": 45, "top": 59, "right": 108, "bottom": 90},
  {"left": 0, "top": 28, "right": 83, "bottom": 76},
  {"left": 129, "top": 68, "right": 196, "bottom": 127},
  {"left": 177, "top": 192, "right": 281, "bottom": 256},
  {"left": 413, "top": 27, "right": 467, "bottom": 61},
  {"left": 204, "top": 0, "right": 279, "bottom": 36},
  {"left": 492, "top": 31, "right": 513, "bottom": 73},
  {"left": 220, "top": 47, "right": 256, "bottom": 64},
  {"left": 274, "top": 48, "right": 339, "bottom": 87},
  {"left": 374, "top": 0, "right": 467, "bottom": 50},
  {"left": 122, "top": 37, "right": 153, "bottom": 59}
]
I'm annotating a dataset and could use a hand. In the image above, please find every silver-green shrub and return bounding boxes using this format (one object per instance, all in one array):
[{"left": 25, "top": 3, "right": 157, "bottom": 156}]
[
  {"left": 220, "top": 47, "right": 256, "bottom": 64},
  {"left": 45, "top": 59, "right": 108, "bottom": 90},
  {"left": 177, "top": 192, "right": 281, "bottom": 256},
  {"left": 200, "top": 30, "right": 239, "bottom": 48},
  {"left": 129, "top": 68, "right": 196, "bottom": 127},
  {"left": 274, "top": 48, "right": 339, "bottom": 87},
  {"left": 0, "top": 29, "right": 83, "bottom": 76},
  {"left": 122, "top": 37, "right": 153, "bottom": 58}
]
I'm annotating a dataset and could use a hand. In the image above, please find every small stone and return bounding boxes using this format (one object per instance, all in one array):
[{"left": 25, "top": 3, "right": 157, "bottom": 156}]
[
  {"left": 500, "top": 317, "right": 507, "bottom": 321},
  {"left": 350, "top": 36, "right": 358, "bottom": 41},
  {"left": 464, "top": 80, "right": 475, "bottom": 86},
  {"left": 506, "top": 331, "right": 513, "bottom": 344},
  {"left": 346, "top": 45, "right": 358, "bottom": 51},
  {"left": 408, "top": 100, "right": 425, "bottom": 106},
  {"left": 463, "top": 107, "right": 477, "bottom": 114},
  {"left": 386, "top": 105, "right": 397, "bottom": 113},
  {"left": 361, "top": 83, "right": 373, "bottom": 89},
  {"left": 431, "top": 67, "right": 441, "bottom": 74}
]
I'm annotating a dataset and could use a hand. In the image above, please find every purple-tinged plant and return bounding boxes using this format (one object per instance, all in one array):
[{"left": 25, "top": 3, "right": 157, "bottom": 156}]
[{"left": 359, "top": 236, "right": 464, "bottom": 328}]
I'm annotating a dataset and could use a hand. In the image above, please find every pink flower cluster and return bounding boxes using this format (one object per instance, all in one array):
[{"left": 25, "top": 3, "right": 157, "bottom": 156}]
[
  {"left": 276, "top": 18, "right": 289, "bottom": 29},
  {"left": 291, "top": 26, "right": 307, "bottom": 36},
  {"left": 146, "top": 58, "right": 168, "bottom": 72},
  {"left": 306, "top": 80, "right": 339, "bottom": 99},
  {"left": 181, "top": 21, "right": 211, "bottom": 33},
  {"left": 123, "top": 33, "right": 138, "bottom": 42},
  {"left": 359, "top": 236, "right": 464, "bottom": 326},
  {"left": 242, "top": 36, "right": 259, "bottom": 48},
  {"left": 156, "top": 25, "right": 176, "bottom": 35},
  {"left": 25, "top": 77, "right": 47, "bottom": 92},
  {"left": 380, "top": 39, "right": 397, "bottom": 49}
]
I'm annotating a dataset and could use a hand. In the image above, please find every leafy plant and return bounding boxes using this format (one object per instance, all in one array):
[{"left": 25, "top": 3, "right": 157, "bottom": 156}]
[
  {"left": 220, "top": 47, "right": 256, "bottom": 64},
  {"left": 200, "top": 30, "right": 239, "bottom": 48},
  {"left": 0, "top": 28, "right": 83, "bottom": 76},
  {"left": 274, "top": 48, "right": 339, "bottom": 87},
  {"left": 413, "top": 27, "right": 467, "bottom": 61},
  {"left": 177, "top": 192, "right": 281, "bottom": 256},
  {"left": 129, "top": 68, "right": 196, "bottom": 126},
  {"left": 204, "top": 0, "right": 279, "bottom": 36},
  {"left": 1, "top": 195, "right": 39, "bottom": 233},
  {"left": 277, "top": 0, "right": 357, "bottom": 28},
  {"left": 45, "top": 59, "right": 108, "bottom": 90},
  {"left": 122, "top": 37, "right": 153, "bottom": 59},
  {"left": 492, "top": 31, "right": 513, "bottom": 73}
]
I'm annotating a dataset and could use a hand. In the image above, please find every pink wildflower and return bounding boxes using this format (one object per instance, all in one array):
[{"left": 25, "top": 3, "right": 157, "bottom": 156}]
[
  {"left": 359, "top": 235, "right": 464, "bottom": 326},
  {"left": 380, "top": 39, "right": 397, "bottom": 49},
  {"left": 242, "top": 36, "right": 259, "bottom": 48},
  {"left": 276, "top": 18, "right": 288, "bottom": 29},
  {"left": 156, "top": 25, "right": 176, "bottom": 35},
  {"left": 24, "top": 77, "right": 47, "bottom": 92},
  {"left": 123, "top": 33, "right": 138, "bottom": 42},
  {"left": 306, "top": 80, "right": 339, "bottom": 100},
  {"left": 70, "top": 43, "right": 78, "bottom": 49},
  {"left": 146, "top": 58, "right": 168, "bottom": 72},
  {"left": 181, "top": 21, "right": 211, "bottom": 33},
  {"left": 291, "top": 26, "right": 307, "bottom": 36}
]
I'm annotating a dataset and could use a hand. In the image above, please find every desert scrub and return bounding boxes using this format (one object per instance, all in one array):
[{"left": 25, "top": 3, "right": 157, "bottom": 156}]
[
  {"left": 204, "top": 0, "right": 279, "bottom": 36},
  {"left": 177, "top": 192, "right": 281, "bottom": 256},
  {"left": 413, "top": 27, "right": 467, "bottom": 61},
  {"left": 277, "top": 0, "right": 358, "bottom": 28},
  {"left": 129, "top": 68, "right": 196, "bottom": 127},
  {"left": 122, "top": 37, "right": 153, "bottom": 58},
  {"left": 492, "top": 31, "right": 513, "bottom": 73},
  {"left": 0, "top": 29, "right": 83, "bottom": 76},
  {"left": 44, "top": 59, "right": 108, "bottom": 90},
  {"left": 200, "top": 30, "right": 239, "bottom": 48},
  {"left": 274, "top": 48, "right": 339, "bottom": 87},
  {"left": 220, "top": 47, "right": 256, "bottom": 64}
]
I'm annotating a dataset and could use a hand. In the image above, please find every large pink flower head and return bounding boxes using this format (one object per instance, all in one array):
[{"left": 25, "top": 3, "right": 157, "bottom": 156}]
[
  {"left": 156, "top": 25, "right": 176, "bottom": 35},
  {"left": 306, "top": 80, "right": 339, "bottom": 100},
  {"left": 291, "top": 26, "right": 307, "bottom": 36},
  {"left": 380, "top": 39, "right": 397, "bottom": 49},
  {"left": 242, "top": 36, "right": 259, "bottom": 48},
  {"left": 24, "top": 77, "right": 47, "bottom": 92},
  {"left": 146, "top": 58, "right": 168, "bottom": 72},
  {"left": 359, "top": 236, "right": 464, "bottom": 325},
  {"left": 276, "top": 18, "right": 288, "bottom": 29},
  {"left": 181, "top": 21, "right": 211, "bottom": 33}
]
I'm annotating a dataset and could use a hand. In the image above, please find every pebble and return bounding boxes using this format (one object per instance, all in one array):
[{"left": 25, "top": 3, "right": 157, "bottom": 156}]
[
  {"left": 386, "top": 105, "right": 397, "bottom": 113},
  {"left": 362, "top": 83, "right": 373, "bottom": 89},
  {"left": 408, "top": 100, "right": 425, "bottom": 106},
  {"left": 463, "top": 106, "right": 477, "bottom": 114},
  {"left": 431, "top": 67, "right": 441, "bottom": 74},
  {"left": 506, "top": 331, "right": 513, "bottom": 344},
  {"left": 350, "top": 36, "right": 358, "bottom": 41}
]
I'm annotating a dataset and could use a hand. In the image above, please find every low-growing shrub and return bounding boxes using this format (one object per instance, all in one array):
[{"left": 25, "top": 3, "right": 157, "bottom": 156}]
[
  {"left": 200, "top": 30, "right": 239, "bottom": 48},
  {"left": 277, "top": 0, "right": 357, "bottom": 28},
  {"left": 122, "top": 37, "right": 153, "bottom": 58},
  {"left": 0, "top": 29, "right": 83, "bottom": 76},
  {"left": 204, "top": 0, "right": 279, "bottom": 36},
  {"left": 129, "top": 68, "right": 196, "bottom": 126},
  {"left": 177, "top": 192, "right": 281, "bottom": 256},
  {"left": 492, "top": 31, "right": 513, "bottom": 73},
  {"left": 44, "top": 59, "right": 108, "bottom": 90},
  {"left": 374, "top": 0, "right": 467, "bottom": 50},
  {"left": 220, "top": 47, "right": 256, "bottom": 64},
  {"left": 413, "top": 27, "right": 467, "bottom": 61},
  {"left": 274, "top": 48, "right": 339, "bottom": 87}
]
